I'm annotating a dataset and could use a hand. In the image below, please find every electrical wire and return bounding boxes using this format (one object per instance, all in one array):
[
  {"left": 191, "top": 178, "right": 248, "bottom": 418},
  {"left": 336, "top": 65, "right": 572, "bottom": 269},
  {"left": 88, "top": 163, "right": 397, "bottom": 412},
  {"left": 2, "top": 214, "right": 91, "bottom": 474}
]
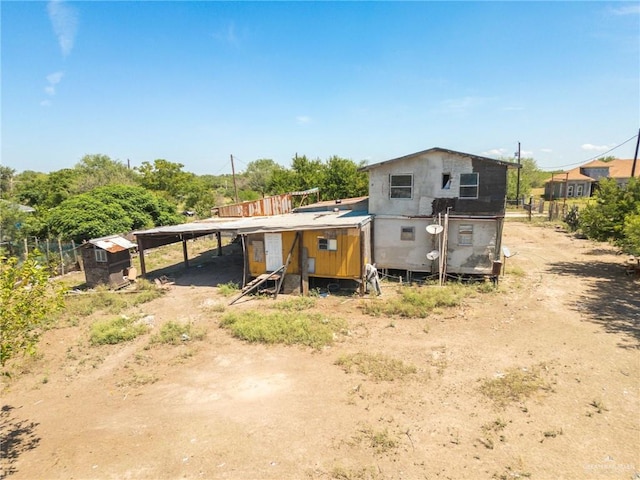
[{"left": 539, "top": 133, "right": 638, "bottom": 170}]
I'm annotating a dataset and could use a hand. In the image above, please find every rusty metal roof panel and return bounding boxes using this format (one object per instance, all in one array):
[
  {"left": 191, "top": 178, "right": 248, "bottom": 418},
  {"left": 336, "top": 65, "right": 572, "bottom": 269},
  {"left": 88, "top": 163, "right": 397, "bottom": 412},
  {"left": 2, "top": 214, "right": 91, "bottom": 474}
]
[{"left": 89, "top": 235, "right": 137, "bottom": 253}]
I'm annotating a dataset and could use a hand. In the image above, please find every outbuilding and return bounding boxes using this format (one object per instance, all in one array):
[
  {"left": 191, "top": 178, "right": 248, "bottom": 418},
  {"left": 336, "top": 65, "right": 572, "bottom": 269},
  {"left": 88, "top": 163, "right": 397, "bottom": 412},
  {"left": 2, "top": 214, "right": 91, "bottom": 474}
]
[{"left": 81, "top": 235, "right": 137, "bottom": 289}]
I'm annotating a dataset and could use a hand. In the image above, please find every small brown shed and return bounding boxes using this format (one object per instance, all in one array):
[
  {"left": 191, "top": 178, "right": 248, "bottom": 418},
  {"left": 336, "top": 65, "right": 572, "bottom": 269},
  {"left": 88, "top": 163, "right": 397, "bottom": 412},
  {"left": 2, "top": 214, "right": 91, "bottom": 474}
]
[{"left": 81, "top": 235, "right": 137, "bottom": 289}]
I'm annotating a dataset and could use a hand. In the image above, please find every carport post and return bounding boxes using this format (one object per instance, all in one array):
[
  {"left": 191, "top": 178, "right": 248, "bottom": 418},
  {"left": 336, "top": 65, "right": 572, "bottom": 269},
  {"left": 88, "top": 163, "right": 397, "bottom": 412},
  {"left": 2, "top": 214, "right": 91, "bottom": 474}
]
[
  {"left": 181, "top": 235, "right": 189, "bottom": 268},
  {"left": 216, "top": 231, "right": 222, "bottom": 256},
  {"left": 137, "top": 237, "right": 147, "bottom": 276}
]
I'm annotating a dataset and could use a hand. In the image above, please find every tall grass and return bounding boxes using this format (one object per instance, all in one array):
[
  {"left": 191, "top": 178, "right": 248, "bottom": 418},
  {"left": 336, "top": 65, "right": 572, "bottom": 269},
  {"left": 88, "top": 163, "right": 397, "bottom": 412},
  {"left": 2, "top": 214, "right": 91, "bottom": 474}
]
[
  {"left": 362, "top": 284, "right": 468, "bottom": 318},
  {"left": 220, "top": 310, "right": 346, "bottom": 349}
]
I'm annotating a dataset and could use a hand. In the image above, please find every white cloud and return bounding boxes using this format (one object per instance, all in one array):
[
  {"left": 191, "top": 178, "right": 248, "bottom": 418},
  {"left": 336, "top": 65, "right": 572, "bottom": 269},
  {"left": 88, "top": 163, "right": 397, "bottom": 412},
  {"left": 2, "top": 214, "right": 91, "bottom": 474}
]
[
  {"left": 482, "top": 148, "right": 508, "bottom": 157},
  {"left": 40, "top": 100, "right": 52, "bottom": 107},
  {"left": 581, "top": 143, "right": 612, "bottom": 152},
  {"left": 48, "top": 0, "right": 78, "bottom": 56},
  {"left": 609, "top": 4, "right": 640, "bottom": 15},
  {"left": 44, "top": 71, "right": 64, "bottom": 96},
  {"left": 540, "top": 148, "right": 553, "bottom": 153},
  {"left": 47, "top": 71, "right": 64, "bottom": 84},
  {"left": 296, "top": 115, "right": 311, "bottom": 125}
]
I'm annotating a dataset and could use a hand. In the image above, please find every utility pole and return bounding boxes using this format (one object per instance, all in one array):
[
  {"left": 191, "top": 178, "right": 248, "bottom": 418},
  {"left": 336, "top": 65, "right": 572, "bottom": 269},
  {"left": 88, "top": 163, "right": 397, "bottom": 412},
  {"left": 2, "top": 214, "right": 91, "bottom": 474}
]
[
  {"left": 230, "top": 154, "right": 239, "bottom": 204},
  {"left": 632, "top": 128, "right": 639, "bottom": 178},
  {"left": 515, "top": 142, "right": 521, "bottom": 207}
]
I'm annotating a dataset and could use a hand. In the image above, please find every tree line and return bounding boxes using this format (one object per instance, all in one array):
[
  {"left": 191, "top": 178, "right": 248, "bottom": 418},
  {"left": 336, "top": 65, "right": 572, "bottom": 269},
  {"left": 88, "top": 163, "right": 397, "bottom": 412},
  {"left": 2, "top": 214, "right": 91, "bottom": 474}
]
[{"left": 0, "top": 153, "right": 369, "bottom": 246}]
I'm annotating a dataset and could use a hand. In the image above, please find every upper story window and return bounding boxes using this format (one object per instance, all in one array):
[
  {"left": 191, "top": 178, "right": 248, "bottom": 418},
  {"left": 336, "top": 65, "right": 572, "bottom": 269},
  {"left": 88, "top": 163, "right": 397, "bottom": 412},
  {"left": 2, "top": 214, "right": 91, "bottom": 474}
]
[
  {"left": 95, "top": 249, "right": 108, "bottom": 263},
  {"left": 390, "top": 174, "right": 413, "bottom": 199},
  {"left": 442, "top": 173, "right": 451, "bottom": 189},
  {"left": 459, "top": 173, "right": 479, "bottom": 199}
]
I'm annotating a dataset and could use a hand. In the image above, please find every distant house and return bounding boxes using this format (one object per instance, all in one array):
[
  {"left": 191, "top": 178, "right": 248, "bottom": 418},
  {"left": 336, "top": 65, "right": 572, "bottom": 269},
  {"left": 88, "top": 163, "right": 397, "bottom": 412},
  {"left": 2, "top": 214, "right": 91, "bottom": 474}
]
[
  {"left": 545, "top": 159, "right": 639, "bottom": 199},
  {"left": 360, "top": 147, "right": 516, "bottom": 277},
  {"left": 81, "top": 235, "right": 137, "bottom": 289}
]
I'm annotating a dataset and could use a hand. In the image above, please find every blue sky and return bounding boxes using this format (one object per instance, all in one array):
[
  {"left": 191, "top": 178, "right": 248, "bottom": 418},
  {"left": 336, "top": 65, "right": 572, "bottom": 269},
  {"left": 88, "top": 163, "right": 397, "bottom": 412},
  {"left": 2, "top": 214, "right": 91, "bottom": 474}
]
[{"left": 2, "top": 1, "right": 639, "bottom": 176}]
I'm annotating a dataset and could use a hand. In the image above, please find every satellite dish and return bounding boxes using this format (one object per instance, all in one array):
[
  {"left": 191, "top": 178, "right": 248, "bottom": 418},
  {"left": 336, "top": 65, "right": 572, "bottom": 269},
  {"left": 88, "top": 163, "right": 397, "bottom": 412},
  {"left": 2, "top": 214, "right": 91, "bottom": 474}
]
[
  {"left": 502, "top": 246, "right": 512, "bottom": 258},
  {"left": 426, "top": 224, "right": 444, "bottom": 235},
  {"left": 426, "top": 250, "right": 440, "bottom": 260}
]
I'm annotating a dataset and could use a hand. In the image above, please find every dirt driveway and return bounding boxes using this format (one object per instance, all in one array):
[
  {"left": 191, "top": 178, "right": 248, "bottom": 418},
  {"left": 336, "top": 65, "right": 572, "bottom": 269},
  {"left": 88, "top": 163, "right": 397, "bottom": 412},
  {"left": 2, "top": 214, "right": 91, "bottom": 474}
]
[{"left": 2, "top": 221, "right": 638, "bottom": 480}]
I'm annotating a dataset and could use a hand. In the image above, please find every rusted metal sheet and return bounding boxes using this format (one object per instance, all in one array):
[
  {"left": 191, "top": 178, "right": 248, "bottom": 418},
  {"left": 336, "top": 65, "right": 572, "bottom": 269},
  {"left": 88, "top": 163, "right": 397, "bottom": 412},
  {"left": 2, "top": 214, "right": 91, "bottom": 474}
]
[{"left": 217, "top": 194, "right": 292, "bottom": 217}]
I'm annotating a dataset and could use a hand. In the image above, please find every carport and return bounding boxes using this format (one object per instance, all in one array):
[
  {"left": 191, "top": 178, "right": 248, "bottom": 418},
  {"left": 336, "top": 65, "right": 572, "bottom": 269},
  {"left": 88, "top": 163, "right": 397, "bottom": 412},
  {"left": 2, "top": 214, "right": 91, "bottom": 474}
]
[{"left": 133, "top": 221, "right": 238, "bottom": 276}]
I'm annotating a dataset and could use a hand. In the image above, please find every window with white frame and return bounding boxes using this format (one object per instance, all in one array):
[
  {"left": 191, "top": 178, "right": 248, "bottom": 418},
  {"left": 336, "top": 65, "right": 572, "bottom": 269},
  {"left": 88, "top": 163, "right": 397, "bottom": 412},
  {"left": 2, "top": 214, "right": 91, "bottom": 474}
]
[
  {"left": 318, "top": 238, "right": 338, "bottom": 251},
  {"left": 95, "top": 249, "right": 108, "bottom": 263},
  {"left": 567, "top": 185, "right": 574, "bottom": 197},
  {"left": 458, "top": 225, "right": 473, "bottom": 246},
  {"left": 400, "top": 226, "right": 415, "bottom": 241},
  {"left": 576, "top": 185, "right": 584, "bottom": 197},
  {"left": 459, "top": 173, "right": 479, "bottom": 199},
  {"left": 390, "top": 174, "right": 413, "bottom": 199}
]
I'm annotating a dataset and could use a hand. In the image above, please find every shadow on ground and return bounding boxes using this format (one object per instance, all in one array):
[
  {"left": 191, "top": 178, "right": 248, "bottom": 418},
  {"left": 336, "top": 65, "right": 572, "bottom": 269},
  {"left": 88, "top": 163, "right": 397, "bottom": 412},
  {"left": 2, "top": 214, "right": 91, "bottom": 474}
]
[
  {"left": 144, "top": 245, "right": 244, "bottom": 288},
  {"left": 0, "top": 405, "right": 40, "bottom": 477},
  {"left": 546, "top": 259, "right": 640, "bottom": 350}
]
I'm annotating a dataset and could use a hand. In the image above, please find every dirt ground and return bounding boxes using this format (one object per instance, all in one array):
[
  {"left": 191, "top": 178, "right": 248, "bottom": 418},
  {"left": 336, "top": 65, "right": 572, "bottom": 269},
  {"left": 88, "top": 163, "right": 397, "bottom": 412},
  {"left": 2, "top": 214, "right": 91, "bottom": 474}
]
[{"left": 2, "top": 221, "right": 639, "bottom": 480}]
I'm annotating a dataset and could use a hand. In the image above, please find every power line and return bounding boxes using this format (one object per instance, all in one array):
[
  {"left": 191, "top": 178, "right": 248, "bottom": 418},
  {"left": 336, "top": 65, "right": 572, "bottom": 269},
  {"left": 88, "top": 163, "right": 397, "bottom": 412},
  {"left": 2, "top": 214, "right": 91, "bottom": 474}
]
[{"left": 540, "top": 133, "right": 638, "bottom": 171}]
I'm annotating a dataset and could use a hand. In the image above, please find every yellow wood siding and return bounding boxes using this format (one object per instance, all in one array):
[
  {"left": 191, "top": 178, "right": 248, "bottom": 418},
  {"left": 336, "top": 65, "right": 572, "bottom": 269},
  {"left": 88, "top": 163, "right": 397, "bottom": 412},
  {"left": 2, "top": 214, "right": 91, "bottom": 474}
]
[
  {"left": 303, "top": 228, "right": 361, "bottom": 278},
  {"left": 247, "top": 228, "right": 363, "bottom": 279}
]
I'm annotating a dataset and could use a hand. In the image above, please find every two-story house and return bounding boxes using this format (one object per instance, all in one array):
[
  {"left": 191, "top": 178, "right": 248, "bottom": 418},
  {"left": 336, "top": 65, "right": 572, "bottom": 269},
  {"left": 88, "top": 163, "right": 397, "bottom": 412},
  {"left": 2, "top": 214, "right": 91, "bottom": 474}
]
[
  {"left": 544, "top": 158, "right": 640, "bottom": 199},
  {"left": 360, "top": 148, "right": 516, "bottom": 277}
]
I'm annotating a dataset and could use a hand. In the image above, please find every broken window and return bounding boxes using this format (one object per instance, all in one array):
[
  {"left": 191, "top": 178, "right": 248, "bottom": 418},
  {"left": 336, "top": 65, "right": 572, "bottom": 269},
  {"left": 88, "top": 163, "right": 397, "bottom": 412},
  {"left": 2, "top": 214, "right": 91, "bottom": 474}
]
[
  {"left": 442, "top": 173, "right": 451, "bottom": 189},
  {"left": 318, "top": 238, "right": 338, "bottom": 251}
]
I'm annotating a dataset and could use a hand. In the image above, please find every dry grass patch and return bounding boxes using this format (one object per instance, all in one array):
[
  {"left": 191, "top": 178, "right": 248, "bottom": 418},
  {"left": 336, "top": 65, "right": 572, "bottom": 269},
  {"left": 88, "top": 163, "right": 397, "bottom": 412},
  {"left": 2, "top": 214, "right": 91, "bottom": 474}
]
[
  {"left": 335, "top": 352, "right": 417, "bottom": 382},
  {"left": 479, "top": 365, "right": 551, "bottom": 408},
  {"left": 361, "top": 284, "right": 469, "bottom": 318}
]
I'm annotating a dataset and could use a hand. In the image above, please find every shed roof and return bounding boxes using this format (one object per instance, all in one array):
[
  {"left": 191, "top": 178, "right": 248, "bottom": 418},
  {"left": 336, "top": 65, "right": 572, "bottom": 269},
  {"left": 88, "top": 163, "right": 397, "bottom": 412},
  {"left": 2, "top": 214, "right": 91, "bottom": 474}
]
[{"left": 88, "top": 235, "right": 137, "bottom": 253}]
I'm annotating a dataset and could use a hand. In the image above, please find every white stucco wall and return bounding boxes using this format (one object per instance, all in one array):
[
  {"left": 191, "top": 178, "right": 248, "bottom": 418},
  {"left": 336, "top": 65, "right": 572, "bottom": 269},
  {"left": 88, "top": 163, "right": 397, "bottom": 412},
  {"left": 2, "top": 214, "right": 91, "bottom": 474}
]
[
  {"left": 373, "top": 217, "right": 499, "bottom": 274},
  {"left": 368, "top": 151, "right": 473, "bottom": 216}
]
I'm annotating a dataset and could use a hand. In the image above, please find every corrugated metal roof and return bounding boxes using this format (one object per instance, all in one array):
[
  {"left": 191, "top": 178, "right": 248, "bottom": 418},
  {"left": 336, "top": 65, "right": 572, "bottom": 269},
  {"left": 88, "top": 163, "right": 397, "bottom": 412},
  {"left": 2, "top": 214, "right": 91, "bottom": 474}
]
[
  {"left": 133, "top": 211, "right": 372, "bottom": 237},
  {"left": 88, "top": 235, "right": 137, "bottom": 253}
]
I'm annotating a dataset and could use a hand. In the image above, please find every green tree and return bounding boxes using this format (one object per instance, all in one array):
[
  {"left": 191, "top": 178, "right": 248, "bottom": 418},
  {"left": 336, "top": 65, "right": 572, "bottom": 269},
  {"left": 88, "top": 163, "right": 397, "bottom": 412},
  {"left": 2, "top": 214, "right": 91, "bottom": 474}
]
[
  {"left": 322, "top": 156, "right": 368, "bottom": 200},
  {"left": 291, "top": 154, "right": 325, "bottom": 192},
  {"left": 1, "top": 254, "right": 65, "bottom": 367},
  {"left": 623, "top": 205, "right": 640, "bottom": 256},
  {"left": 74, "top": 154, "right": 138, "bottom": 192},
  {"left": 506, "top": 157, "right": 547, "bottom": 200},
  {"left": 245, "top": 159, "right": 279, "bottom": 197},
  {"left": 47, "top": 185, "right": 180, "bottom": 242},
  {"left": 136, "top": 159, "right": 191, "bottom": 200},
  {"left": 0, "top": 166, "right": 16, "bottom": 200}
]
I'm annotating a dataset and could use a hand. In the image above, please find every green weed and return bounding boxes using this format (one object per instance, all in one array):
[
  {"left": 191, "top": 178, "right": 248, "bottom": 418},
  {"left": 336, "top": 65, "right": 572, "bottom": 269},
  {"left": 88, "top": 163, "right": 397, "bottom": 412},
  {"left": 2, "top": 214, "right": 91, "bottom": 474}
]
[
  {"left": 89, "top": 315, "right": 148, "bottom": 345},
  {"left": 150, "top": 321, "right": 206, "bottom": 345},
  {"left": 220, "top": 310, "right": 346, "bottom": 349},
  {"left": 361, "top": 284, "right": 467, "bottom": 318}
]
